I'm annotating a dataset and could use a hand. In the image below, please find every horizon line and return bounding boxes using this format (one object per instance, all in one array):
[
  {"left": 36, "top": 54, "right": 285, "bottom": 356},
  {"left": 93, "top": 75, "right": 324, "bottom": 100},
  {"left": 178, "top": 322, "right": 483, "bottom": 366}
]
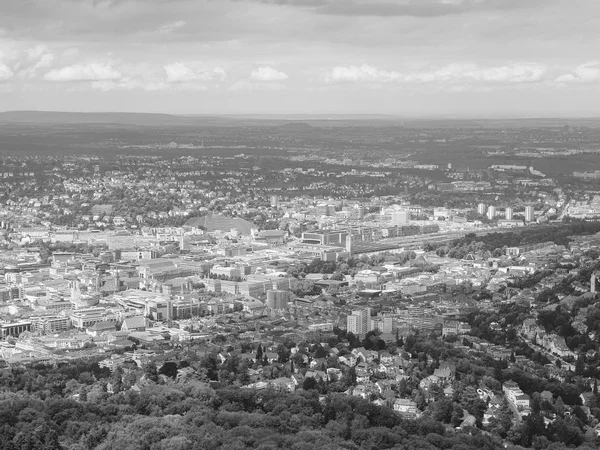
[{"left": 2, "top": 109, "right": 600, "bottom": 121}]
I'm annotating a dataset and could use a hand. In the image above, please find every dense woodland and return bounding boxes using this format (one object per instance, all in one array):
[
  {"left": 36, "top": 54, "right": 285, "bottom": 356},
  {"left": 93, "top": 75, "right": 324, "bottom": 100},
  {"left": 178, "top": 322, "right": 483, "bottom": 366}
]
[{"left": 433, "top": 221, "right": 600, "bottom": 259}]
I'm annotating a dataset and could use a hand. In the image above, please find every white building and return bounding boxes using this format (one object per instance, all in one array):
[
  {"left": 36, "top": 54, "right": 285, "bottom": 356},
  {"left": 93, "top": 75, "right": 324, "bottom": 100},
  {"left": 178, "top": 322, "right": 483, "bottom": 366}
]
[
  {"left": 525, "top": 206, "right": 534, "bottom": 222},
  {"left": 347, "top": 308, "right": 372, "bottom": 336}
]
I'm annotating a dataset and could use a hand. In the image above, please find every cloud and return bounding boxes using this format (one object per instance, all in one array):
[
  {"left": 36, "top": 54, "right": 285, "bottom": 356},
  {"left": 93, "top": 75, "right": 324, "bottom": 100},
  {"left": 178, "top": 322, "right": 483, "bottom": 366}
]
[
  {"left": 325, "top": 62, "right": 547, "bottom": 84},
  {"left": 252, "top": 0, "right": 549, "bottom": 17},
  {"left": 164, "top": 63, "right": 225, "bottom": 83},
  {"left": 157, "top": 20, "right": 186, "bottom": 34},
  {"left": 43, "top": 63, "right": 122, "bottom": 82},
  {"left": 555, "top": 61, "right": 600, "bottom": 83},
  {"left": 0, "top": 63, "right": 13, "bottom": 81},
  {"left": 406, "top": 63, "right": 547, "bottom": 83},
  {"left": 19, "top": 45, "right": 55, "bottom": 78},
  {"left": 91, "top": 78, "right": 170, "bottom": 92},
  {"left": 250, "top": 66, "right": 288, "bottom": 81},
  {"left": 325, "top": 64, "right": 401, "bottom": 82},
  {"left": 229, "top": 80, "right": 287, "bottom": 91}
]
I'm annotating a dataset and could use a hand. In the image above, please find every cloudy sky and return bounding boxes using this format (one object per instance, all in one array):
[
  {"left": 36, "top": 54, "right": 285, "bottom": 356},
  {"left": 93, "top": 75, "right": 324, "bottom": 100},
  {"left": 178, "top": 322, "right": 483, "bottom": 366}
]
[{"left": 0, "top": 0, "right": 599, "bottom": 116}]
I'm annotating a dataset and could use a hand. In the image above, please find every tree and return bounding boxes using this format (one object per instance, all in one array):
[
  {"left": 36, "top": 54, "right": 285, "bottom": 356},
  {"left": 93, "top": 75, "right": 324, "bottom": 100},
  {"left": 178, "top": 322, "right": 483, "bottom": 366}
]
[
  {"left": 303, "top": 377, "right": 317, "bottom": 390},
  {"left": 159, "top": 362, "right": 179, "bottom": 379},
  {"left": 256, "top": 344, "right": 263, "bottom": 362},
  {"left": 575, "top": 355, "right": 585, "bottom": 375},
  {"left": 143, "top": 362, "right": 159, "bottom": 383}
]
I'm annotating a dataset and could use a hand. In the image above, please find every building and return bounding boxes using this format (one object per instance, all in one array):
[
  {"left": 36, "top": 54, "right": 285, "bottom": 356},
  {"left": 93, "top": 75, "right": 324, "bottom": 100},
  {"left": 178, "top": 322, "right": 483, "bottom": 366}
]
[
  {"left": 477, "top": 203, "right": 486, "bottom": 215},
  {"left": 210, "top": 265, "right": 241, "bottom": 279},
  {"left": 31, "top": 316, "right": 71, "bottom": 335},
  {"left": 505, "top": 207, "right": 513, "bottom": 220},
  {"left": 371, "top": 316, "right": 393, "bottom": 334},
  {"left": 347, "top": 308, "right": 372, "bottom": 336},
  {"left": 525, "top": 206, "right": 534, "bottom": 222},
  {"left": 393, "top": 399, "right": 418, "bottom": 418},
  {"left": 256, "top": 230, "right": 286, "bottom": 246},
  {"left": 0, "top": 321, "right": 32, "bottom": 339},
  {"left": 503, "top": 381, "right": 530, "bottom": 411},
  {"left": 266, "top": 290, "right": 289, "bottom": 309},
  {"left": 70, "top": 308, "right": 118, "bottom": 329},
  {"left": 121, "top": 316, "right": 147, "bottom": 332},
  {"left": 390, "top": 210, "right": 410, "bottom": 226},
  {"left": 302, "top": 229, "right": 348, "bottom": 246},
  {"left": 487, "top": 205, "right": 496, "bottom": 220}
]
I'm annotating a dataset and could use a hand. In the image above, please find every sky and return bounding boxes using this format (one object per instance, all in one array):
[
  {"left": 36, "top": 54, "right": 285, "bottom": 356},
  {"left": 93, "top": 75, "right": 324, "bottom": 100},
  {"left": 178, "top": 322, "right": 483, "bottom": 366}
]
[{"left": 0, "top": 0, "right": 600, "bottom": 116}]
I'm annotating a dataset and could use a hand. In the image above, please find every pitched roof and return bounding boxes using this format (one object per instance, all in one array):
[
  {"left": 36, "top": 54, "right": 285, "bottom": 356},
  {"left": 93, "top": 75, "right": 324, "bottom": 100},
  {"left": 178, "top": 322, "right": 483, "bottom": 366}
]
[{"left": 122, "top": 316, "right": 146, "bottom": 329}]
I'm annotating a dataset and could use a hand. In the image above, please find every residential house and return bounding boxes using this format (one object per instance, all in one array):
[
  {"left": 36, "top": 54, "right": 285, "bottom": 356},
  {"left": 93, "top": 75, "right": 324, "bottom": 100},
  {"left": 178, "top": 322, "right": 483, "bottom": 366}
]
[
  {"left": 393, "top": 398, "right": 419, "bottom": 418},
  {"left": 270, "top": 377, "right": 295, "bottom": 392}
]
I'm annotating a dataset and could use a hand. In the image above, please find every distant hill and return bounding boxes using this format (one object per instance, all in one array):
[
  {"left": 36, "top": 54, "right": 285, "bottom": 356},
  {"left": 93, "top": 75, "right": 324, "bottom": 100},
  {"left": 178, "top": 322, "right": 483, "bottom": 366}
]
[
  {"left": 185, "top": 214, "right": 255, "bottom": 234},
  {"left": 276, "top": 122, "right": 314, "bottom": 130},
  {"left": 2, "top": 110, "right": 599, "bottom": 129},
  {"left": 0, "top": 111, "right": 240, "bottom": 127}
]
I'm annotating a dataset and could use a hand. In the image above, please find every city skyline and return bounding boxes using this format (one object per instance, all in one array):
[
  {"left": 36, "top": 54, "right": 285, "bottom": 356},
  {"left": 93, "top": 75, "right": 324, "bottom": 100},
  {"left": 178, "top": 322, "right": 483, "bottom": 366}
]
[{"left": 0, "top": 0, "right": 599, "bottom": 116}]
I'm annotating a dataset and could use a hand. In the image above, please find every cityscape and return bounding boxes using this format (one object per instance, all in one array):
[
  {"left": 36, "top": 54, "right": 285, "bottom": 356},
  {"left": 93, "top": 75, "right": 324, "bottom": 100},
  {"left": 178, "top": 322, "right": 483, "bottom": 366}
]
[{"left": 2, "top": 0, "right": 600, "bottom": 450}]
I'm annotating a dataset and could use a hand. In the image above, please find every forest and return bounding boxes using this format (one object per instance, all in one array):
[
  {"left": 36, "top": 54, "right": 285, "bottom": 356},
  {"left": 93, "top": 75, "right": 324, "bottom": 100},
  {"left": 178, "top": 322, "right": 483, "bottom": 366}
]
[
  {"left": 1, "top": 334, "right": 600, "bottom": 450},
  {"left": 433, "top": 221, "right": 600, "bottom": 259},
  {"left": 0, "top": 358, "right": 505, "bottom": 450}
]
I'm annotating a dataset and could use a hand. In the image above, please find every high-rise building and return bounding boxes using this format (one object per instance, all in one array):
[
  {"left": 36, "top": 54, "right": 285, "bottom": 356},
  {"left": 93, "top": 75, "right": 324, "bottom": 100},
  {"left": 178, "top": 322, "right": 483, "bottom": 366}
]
[
  {"left": 266, "top": 290, "right": 289, "bottom": 309},
  {"left": 270, "top": 195, "right": 279, "bottom": 208},
  {"left": 487, "top": 206, "right": 496, "bottom": 220},
  {"left": 346, "top": 308, "right": 371, "bottom": 336},
  {"left": 525, "top": 206, "right": 534, "bottom": 222},
  {"left": 505, "top": 207, "right": 513, "bottom": 220},
  {"left": 478, "top": 203, "right": 486, "bottom": 215},
  {"left": 371, "top": 316, "right": 394, "bottom": 334},
  {"left": 345, "top": 233, "right": 354, "bottom": 255},
  {"left": 592, "top": 274, "right": 596, "bottom": 294}
]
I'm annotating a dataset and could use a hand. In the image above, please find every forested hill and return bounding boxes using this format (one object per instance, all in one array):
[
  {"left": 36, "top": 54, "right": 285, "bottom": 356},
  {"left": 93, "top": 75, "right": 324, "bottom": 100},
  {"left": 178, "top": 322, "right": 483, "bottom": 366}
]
[{"left": 0, "top": 360, "right": 507, "bottom": 450}]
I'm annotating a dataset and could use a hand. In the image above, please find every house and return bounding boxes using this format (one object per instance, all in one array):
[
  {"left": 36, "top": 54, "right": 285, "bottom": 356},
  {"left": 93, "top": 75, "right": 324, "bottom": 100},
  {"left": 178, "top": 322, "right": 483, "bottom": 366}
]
[
  {"left": 540, "top": 390, "right": 553, "bottom": 403},
  {"left": 270, "top": 377, "right": 295, "bottom": 392},
  {"left": 352, "top": 384, "right": 375, "bottom": 400},
  {"left": 265, "top": 352, "right": 279, "bottom": 363},
  {"left": 355, "top": 367, "right": 370, "bottom": 384},
  {"left": 326, "top": 367, "right": 343, "bottom": 382},
  {"left": 98, "top": 355, "right": 127, "bottom": 372},
  {"left": 419, "top": 374, "right": 440, "bottom": 390},
  {"left": 378, "top": 351, "right": 394, "bottom": 364},
  {"left": 291, "top": 374, "right": 305, "bottom": 387},
  {"left": 352, "top": 347, "right": 376, "bottom": 363},
  {"left": 442, "top": 320, "right": 459, "bottom": 337},
  {"left": 443, "top": 386, "right": 454, "bottom": 397},
  {"left": 305, "top": 370, "right": 326, "bottom": 382},
  {"left": 393, "top": 398, "right": 418, "bottom": 418},
  {"left": 580, "top": 392, "right": 595, "bottom": 406},
  {"left": 338, "top": 354, "right": 357, "bottom": 367},
  {"left": 121, "top": 316, "right": 146, "bottom": 332},
  {"left": 433, "top": 363, "right": 455, "bottom": 383}
]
